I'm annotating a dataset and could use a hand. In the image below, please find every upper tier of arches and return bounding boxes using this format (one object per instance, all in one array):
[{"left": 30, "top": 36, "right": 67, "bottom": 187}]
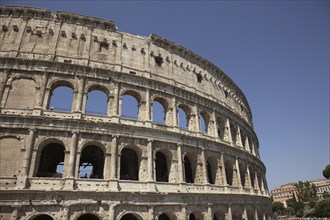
[{"left": 0, "top": 6, "right": 253, "bottom": 124}]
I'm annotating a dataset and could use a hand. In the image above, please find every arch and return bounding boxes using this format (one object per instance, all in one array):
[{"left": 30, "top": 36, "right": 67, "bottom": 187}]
[
  {"left": 216, "top": 117, "right": 226, "bottom": 141},
  {"left": 239, "top": 161, "right": 247, "bottom": 188},
  {"left": 199, "top": 111, "right": 210, "bottom": 135},
  {"left": 189, "top": 211, "right": 203, "bottom": 220},
  {"left": 213, "top": 209, "right": 225, "bottom": 220},
  {"left": 158, "top": 212, "right": 177, "bottom": 220},
  {"left": 5, "top": 77, "right": 37, "bottom": 109},
  {"left": 230, "top": 123, "right": 237, "bottom": 145},
  {"left": 152, "top": 97, "right": 168, "bottom": 124},
  {"left": 206, "top": 156, "right": 217, "bottom": 184},
  {"left": 48, "top": 83, "right": 74, "bottom": 112},
  {"left": 76, "top": 214, "right": 99, "bottom": 220},
  {"left": 31, "top": 214, "right": 54, "bottom": 220},
  {"left": 155, "top": 150, "right": 169, "bottom": 182},
  {"left": 0, "top": 136, "right": 21, "bottom": 177},
  {"left": 184, "top": 152, "right": 196, "bottom": 183},
  {"left": 78, "top": 145, "right": 104, "bottom": 179},
  {"left": 121, "top": 90, "right": 141, "bottom": 120},
  {"left": 231, "top": 206, "right": 243, "bottom": 220},
  {"left": 120, "top": 147, "right": 139, "bottom": 180},
  {"left": 36, "top": 143, "right": 65, "bottom": 178},
  {"left": 249, "top": 166, "right": 256, "bottom": 189},
  {"left": 225, "top": 160, "right": 233, "bottom": 186},
  {"left": 178, "top": 104, "right": 191, "bottom": 129},
  {"left": 120, "top": 213, "right": 142, "bottom": 220},
  {"left": 85, "top": 89, "right": 108, "bottom": 115}
]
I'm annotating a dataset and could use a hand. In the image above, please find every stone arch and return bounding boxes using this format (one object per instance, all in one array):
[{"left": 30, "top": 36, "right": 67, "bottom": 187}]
[
  {"left": 239, "top": 160, "right": 247, "bottom": 188},
  {"left": 78, "top": 145, "right": 105, "bottom": 179},
  {"left": 213, "top": 207, "right": 226, "bottom": 220},
  {"left": 85, "top": 84, "right": 110, "bottom": 115},
  {"left": 224, "top": 159, "right": 234, "bottom": 186},
  {"left": 0, "top": 136, "right": 22, "bottom": 177},
  {"left": 119, "top": 145, "right": 142, "bottom": 181},
  {"left": 188, "top": 210, "right": 203, "bottom": 220},
  {"left": 231, "top": 206, "right": 243, "bottom": 220},
  {"left": 121, "top": 90, "right": 142, "bottom": 120},
  {"left": 155, "top": 148, "right": 172, "bottom": 182},
  {"left": 183, "top": 152, "right": 197, "bottom": 183},
  {"left": 4, "top": 76, "right": 37, "bottom": 109},
  {"left": 152, "top": 96, "right": 169, "bottom": 125},
  {"left": 199, "top": 110, "right": 210, "bottom": 135},
  {"left": 177, "top": 103, "right": 191, "bottom": 130},
  {"left": 249, "top": 166, "right": 256, "bottom": 189},
  {"left": 119, "top": 213, "right": 143, "bottom": 220},
  {"left": 29, "top": 214, "right": 54, "bottom": 220},
  {"left": 76, "top": 213, "right": 100, "bottom": 220},
  {"left": 158, "top": 212, "right": 177, "bottom": 220},
  {"left": 47, "top": 79, "right": 75, "bottom": 111},
  {"left": 229, "top": 122, "right": 238, "bottom": 146},
  {"left": 35, "top": 142, "right": 65, "bottom": 178},
  {"left": 245, "top": 206, "right": 255, "bottom": 220},
  {"left": 206, "top": 155, "right": 217, "bottom": 184},
  {"left": 216, "top": 116, "right": 227, "bottom": 141}
]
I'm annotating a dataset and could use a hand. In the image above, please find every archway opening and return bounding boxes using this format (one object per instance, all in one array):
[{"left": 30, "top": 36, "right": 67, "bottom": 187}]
[
  {"left": 78, "top": 146, "right": 104, "bottom": 179},
  {"left": 159, "top": 213, "right": 170, "bottom": 220},
  {"left": 184, "top": 155, "right": 194, "bottom": 183},
  {"left": 225, "top": 161, "right": 233, "bottom": 186},
  {"left": 153, "top": 100, "right": 166, "bottom": 124},
  {"left": 120, "top": 148, "right": 139, "bottom": 180},
  {"left": 122, "top": 94, "right": 139, "bottom": 120},
  {"left": 86, "top": 90, "right": 108, "bottom": 115},
  {"left": 178, "top": 106, "right": 189, "bottom": 129},
  {"left": 77, "top": 214, "right": 99, "bottom": 220},
  {"left": 36, "top": 143, "right": 65, "bottom": 178},
  {"left": 120, "top": 213, "right": 139, "bottom": 220},
  {"left": 48, "top": 86, "right": 73, "bottom": 112},
  {"left": 32, "top": 215, "right": 54, "bottom": 220},
  {"left": 155, "top": 151, "right": 168, "bottom": 182}
]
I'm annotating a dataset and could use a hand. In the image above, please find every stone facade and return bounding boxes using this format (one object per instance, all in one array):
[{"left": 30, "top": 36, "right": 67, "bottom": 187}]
[{"left": 0, "top": 6, "right": 272, "bottom": 220}]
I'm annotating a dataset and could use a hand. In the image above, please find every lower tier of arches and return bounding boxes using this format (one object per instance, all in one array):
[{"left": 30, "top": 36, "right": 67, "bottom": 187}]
[{"left": 0, "top": 191, "right": 273, "bottom": 220}]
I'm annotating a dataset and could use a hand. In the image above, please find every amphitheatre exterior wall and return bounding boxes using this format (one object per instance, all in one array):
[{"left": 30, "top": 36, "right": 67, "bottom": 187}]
[{"left": 0, "top": 6, "right": 272, "bottom": 220}]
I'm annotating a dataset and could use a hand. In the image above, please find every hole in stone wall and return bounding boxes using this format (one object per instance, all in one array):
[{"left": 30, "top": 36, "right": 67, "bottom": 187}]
[
  {"left": 120, "top": 148, "right": 139, "bottom": 180},
  {"left": 154, "top": 55, "right": 163, "bottom": 67},
  {"left": 155, "top": 151, "right": 168, "bottom": 182}
]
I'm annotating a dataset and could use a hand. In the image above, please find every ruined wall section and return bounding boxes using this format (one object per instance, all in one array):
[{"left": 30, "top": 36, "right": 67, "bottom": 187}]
[{"left": 0, "top": 6, "right": 252, "bottom": 125}]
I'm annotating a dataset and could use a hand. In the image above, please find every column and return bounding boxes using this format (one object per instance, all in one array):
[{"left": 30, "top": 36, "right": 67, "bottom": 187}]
[
  {"left": 225, "top": 205, "right": 232, "bottom": 220},
  {"left": 147, "top": 139, "right": 154, "bottom": 182},
  {"left": 22, "top": 129, "right": 36, "bottom": 177},
  {"left": 109, "top": 204, "right": 116, "bottom": 220},
  {"left": 110, "top": 136, "right": 118, "bottom": 179},
  {"left": 244, "top": 136, "right": 250, "bottom": 151},
  {"left": 194, "top": 106, "right": 199, "bottom": 133},
  {"left": 112, "top": 82, "right": 120, "bottom": 117},
  {"left": 177, "top": 144, "right": 184, "bottom": 184},
  {"left": 67, "top": 132, "right": 78, "bottom": 178},
  {"left": 212, "top": 111, "right": 218, "bottom": 138},
  {"left": 180, "top": 205, "right": 187, "bottom": 220},
  {"left": 172, "top": 97, "right": 178, "bottom": 127},
  {"left": 0, "top": 69, "right": 10, "bottom": 109},
  {"left": 145, "top": 89, "right": 151, "bottom": 121},
  {"left": 201, "top": 147, "right": 208, "bottom": 184},
  {"left": 74, "top": 76, "right": 85, "bottom": 112},
  {"left": 237, "top": 126, "right": 243, "bottom": 148},
  {"left": 206, "top": 203, "right": 213, "bottom": 220},
  {"left": 148, "top": 206, "right": 154, "bottom": 220},
  {"left": 103, "top": 144, "right": 112, "bottom": 180},
  {"left": 35, "top": 71, "right": 49, "bottom": 109},
  {"left": 220, "top": 153, "right": 227, "bottom": 186},
  {"left": 225, "top": 119, "right": 232, "bottom": 144},
  {"left": 235, "top": 157, "right": 242, "bottom": 187},
  {"left": 245, "top": 164, "right": 252, "bottom": 189}
]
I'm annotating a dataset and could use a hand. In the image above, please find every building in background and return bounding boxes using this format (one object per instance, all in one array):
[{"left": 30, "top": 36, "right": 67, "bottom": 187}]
[
  {"left": 272, "top": 183, "right": 298, "bottom": 207},
  {"left": 311, "top": 179, "right": 330, "bottom": 200}
]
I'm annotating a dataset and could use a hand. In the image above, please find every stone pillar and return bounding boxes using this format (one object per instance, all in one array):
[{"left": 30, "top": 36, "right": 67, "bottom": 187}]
[
  {"left": 148, "top": 206, "right": 154, "bottom": 220},
  {"left": 225, "top": 205, "right": 232, "bottom": 220},
  {"left": 242, "top": 207, "right": 248, "bottom": 220},
  {"left": 212, "top": 111, "right": 218, "bottom": 138},
  {"left": 103, "top": 144, "right": 112, "bottom": 180},
  {"left": 201, "top": 147, "right": 208, "bottom": 184},
  {"left": 206, "top": 203, "right": 213, "bottom": 220},
  {"left": 145, "top": 89, "right": 151, "bottom": 121},
  {"left": 235, "top": 157, "right": 242, "bottom": 187},
  {"left": 35, "top": 71, "right": 49, "bottom": 109},
  {"left": 225, "top": 119, "right": 232, "bottom": 144},
  {"left": 74, "top": 76, "right": 85, "bottom": 112},
  {"left": 177, "top": 144, "right": 184, "bottom": 184},
  {"left": 245, "top": 136, "right": 250, "bottom": 151},
  {"left": 0, "top": 69, "right": 10, "bottom": 110},
  {"left": 147, "top": 139, "right": 154, "bottom": 182},
  {"left": 245, "top": 164, "right": 252, "bottom": 189},
  {"left": 67, "top": 132, "right": 79, "bottom": 178},
  {"left": 0, "top": 75, "right": 12, "bottom": 108},
  {"left": 220, "top": 153, "right": 227, "bottom": 186},
  {"left": 22, "top": 129, "right": 36, "bottom": 177},
  {"left": 237, "top": 126, "right": 243, "bottom": 148},
  {"left": 81, "top": 92, "right": 88, "bottom": 114},
  {"left": 254, "top": 171, "right": 260, "bottom": 191},
  {"left": 180, "top": 205, "right": 187, "bottom": 220},
  {"left": 112, "top": 82, "right": 120, "bottom": 117},
  {"left": 172, "top": 97, "right": 178, "bottom": 127},
  {"left": 194, "top": 106, "right": 200, "bottom": 133},
  {"left": 10, "top": 206, "right": 18, "bottom": 220},
  {"left": 109, "top": 204, "right": 116, "bottom": 220},
  {"left": 110, "top": 136, "right": 118, "bottom": 179}
]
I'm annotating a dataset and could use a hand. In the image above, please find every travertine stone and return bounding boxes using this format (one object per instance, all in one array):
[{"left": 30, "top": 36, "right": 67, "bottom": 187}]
[{"left": 0, "top": 6, "right": 272, "bottom": 220}]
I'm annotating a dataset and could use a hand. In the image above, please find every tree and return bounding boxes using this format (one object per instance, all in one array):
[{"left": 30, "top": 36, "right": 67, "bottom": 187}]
[
  {"left": 313, "top": 200, "right": 330, "bottom": 217},
  {"left": 295, "top": 181, "right": 317, "bottom": 205},
  {"left": 272, "top": 201, "right": 285, "bottom": 216},
  {"left": 323, "top": 164, "right": 330, "bottom": 179}
]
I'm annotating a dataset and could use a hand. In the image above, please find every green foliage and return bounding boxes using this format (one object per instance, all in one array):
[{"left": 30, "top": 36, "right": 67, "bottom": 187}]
[
  {"left": 323, "top": 164, "right": 330, "bottom": 179},
  {"left": 272, "top": 201, "right": 285, "bottom": 214},
  {"left": 295, "top": 181, "right": 317, "bottom": 204},
  {"left": 313, "top": 200, "right": 330, "bottom": 217}
]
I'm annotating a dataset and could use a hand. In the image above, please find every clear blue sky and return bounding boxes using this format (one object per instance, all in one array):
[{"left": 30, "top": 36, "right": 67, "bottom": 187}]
[{"left": 2, "top": 0, "right": 329, "bottom": 191}]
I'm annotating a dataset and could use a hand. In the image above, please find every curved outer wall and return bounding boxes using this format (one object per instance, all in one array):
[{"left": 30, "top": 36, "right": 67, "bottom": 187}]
[{"left": 0, "top": 6, "right": 272, "bottom": 220}]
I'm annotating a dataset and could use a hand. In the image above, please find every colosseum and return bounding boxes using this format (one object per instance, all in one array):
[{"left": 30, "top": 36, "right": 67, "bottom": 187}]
[{"left": 0, "top": 6, "right": 273, "bottom": 220}]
